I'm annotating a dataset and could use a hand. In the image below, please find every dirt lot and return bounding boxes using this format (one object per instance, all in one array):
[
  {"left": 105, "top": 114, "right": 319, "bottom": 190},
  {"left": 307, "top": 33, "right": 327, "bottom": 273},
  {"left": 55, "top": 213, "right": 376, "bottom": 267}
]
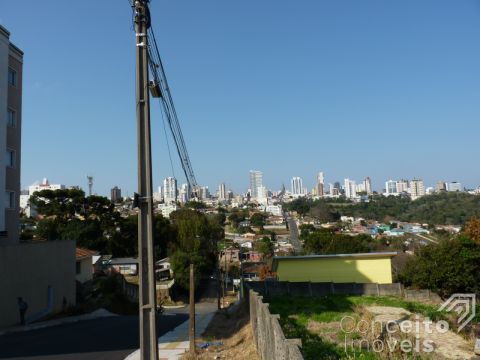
[{"left": 181, "top": 300, "right": 259, "bottom": 360}]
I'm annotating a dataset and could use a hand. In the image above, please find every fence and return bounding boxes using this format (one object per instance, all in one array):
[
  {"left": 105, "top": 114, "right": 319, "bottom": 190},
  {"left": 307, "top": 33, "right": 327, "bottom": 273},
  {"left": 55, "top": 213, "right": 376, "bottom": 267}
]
[
  {"left": 120, "top": 276, "right": 139, "bottom": 302},
  {"left": 249, "top": 289, "right": 303, "bottom": 360},
  {"left": 245, "top": 281, "right": 442, "bottom": 303}
]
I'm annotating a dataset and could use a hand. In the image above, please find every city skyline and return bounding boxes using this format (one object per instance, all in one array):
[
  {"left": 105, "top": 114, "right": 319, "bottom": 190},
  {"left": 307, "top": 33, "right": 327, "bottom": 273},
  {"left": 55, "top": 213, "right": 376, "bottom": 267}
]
[
  {"left": 24, "top": 171, "right": 470, "bottom": 199},
  {"left": 2, "top": 1, "right": 480, "bottom": 196}
]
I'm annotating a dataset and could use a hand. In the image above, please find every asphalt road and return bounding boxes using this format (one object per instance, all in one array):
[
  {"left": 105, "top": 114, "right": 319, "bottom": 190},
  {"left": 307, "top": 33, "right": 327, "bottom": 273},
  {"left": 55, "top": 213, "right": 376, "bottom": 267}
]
[
  {"left": 0, "top": 312, "right": 188, "bottom": 360},
  {"left": 286, "top": 216, "right": 303, "bottom": 253}
]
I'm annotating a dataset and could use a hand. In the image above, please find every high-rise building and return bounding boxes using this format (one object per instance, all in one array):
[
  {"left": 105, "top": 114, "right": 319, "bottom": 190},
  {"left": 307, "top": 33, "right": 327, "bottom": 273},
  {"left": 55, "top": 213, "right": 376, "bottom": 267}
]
[
  {"left": 315, "top": 183, "right": 324, "bottom": 197},
  {"left": 200, "top": 186, "right": 209, "bottom": 200},
  {"left": 316, "top": 172, "right": 325, "bottom": 196},
  {"left": 179, "top": 183, "right": 190, "bottom": 203},
  {"left": 447, "top": 182, "right": 462, "bottom": 192},
  {"left": 110, "top": 186, "right": 121, "bottom": 202},
  {"left": 317, "top": 172, "right": 325, "bottom": 186},
  {"left": 396, "top": 180, "right": 409, "bottom": 194},
  {"left": 344, "top": 179, "right": 357, "bottom": 199},
  {"left": 163, "top": 177, "right": 177, "bottom": 204},
  {"left": 410, "top": 179, "right": 425, "bottom": 200},
  {"left": 363, "top": 177, "right": 372, "bottom": 195},
  {"left": 385, "top": 180, "right": 398, "bottom": 195},
  {"left": 291, "top": 177, "right": 304, "bottom": 196},
  {"left": 218, "top": 183, "right": 226, "bottom": 201},
  {"left": 334, "top": 182, "right": 341, "bottom": 192},
  {"left": 1, "top": 26, "right": 23, "bottom": 244},
  {"left": 249, "top": 170, "right": 263, "bottom": 199},
  {"left": 436, "top": 181, "right": 447, "bottom": 192}
]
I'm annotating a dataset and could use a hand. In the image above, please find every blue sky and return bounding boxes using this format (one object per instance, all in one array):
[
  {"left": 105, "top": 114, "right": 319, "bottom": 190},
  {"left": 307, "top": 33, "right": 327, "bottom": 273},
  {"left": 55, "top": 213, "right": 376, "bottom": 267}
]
[{"left": 1, "top": 0, "right": 480, "bottom": 196}]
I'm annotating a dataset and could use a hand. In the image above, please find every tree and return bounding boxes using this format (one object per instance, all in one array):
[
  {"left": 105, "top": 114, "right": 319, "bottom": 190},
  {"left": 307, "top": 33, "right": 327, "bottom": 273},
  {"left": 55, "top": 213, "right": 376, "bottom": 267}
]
[
  {"left": 250, "top": 213, "right": 266, "bottom": 227},
  {"left": 304, "top": 228, "right": 371, "bottom": 255},
  {"left": 168, "top": 209, "right": 220, "bottom": 290},
  {"left": 228, "top": 210, "right": 247, "bottom": 229},
  {"left": 30, "top": 189, "right": 166, "bottom": 257},
  {"left": 255, "top": 236, "right": 274, "bottom": 259},
  {"left": 309, "top": 201, "right": 339, "bottom": 223},
  {"left": 184, "top": 201, "right": 207, "bottom": 210},
  {"left": 463, "top": 217, "right": 480, "bottom": 244},
  {"left": 399, "top": 236, "right": 480, "bottom": 296},
  {"left": 35, "top": 218, "right": 61, "bottom": 241}
]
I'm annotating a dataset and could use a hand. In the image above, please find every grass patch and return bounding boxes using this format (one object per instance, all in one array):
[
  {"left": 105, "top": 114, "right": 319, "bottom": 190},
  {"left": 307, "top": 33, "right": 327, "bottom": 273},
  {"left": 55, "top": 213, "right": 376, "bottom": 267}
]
[{"left": 267, "top": 295, "right": 448, "bottom": 360}]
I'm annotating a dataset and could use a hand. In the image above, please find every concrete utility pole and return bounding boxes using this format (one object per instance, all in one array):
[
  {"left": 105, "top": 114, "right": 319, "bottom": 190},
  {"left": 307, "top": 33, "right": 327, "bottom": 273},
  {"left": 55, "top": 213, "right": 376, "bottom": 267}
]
[
  {"left": 189, "top": 263, "right": 196, "bottom": 354},
  {"left": 134, "top": 1, "right": 158, "bottom": 359}
]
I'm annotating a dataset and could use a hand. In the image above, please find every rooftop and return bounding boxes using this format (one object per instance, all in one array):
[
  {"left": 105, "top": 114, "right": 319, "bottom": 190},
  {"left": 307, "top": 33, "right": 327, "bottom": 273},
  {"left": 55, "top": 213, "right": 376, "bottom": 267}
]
[
  {"left": 272, "top": 252, "right": 397, "bottom": 271},
  {"left": 76, "top": 247, "right": 98, "bottom": 260}
]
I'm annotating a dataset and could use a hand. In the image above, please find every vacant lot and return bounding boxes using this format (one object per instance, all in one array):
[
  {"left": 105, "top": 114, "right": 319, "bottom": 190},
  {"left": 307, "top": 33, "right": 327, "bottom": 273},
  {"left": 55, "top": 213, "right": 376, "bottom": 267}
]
[{"left": 267, "top": 295, "right": 477, "bottom": 360}]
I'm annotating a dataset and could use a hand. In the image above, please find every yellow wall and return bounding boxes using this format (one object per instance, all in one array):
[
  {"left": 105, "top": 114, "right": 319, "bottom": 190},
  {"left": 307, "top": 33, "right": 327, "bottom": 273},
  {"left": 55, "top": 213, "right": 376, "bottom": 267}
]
[{"left": 276, "top": 257, "right": 393, "bottom": 284}]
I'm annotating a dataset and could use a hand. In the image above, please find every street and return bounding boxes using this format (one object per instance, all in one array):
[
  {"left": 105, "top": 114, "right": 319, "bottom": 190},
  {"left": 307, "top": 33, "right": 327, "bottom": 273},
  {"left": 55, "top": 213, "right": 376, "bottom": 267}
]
[
  {"left": 0, "top": 312, "right": 188, "bottom": 360},
  {"left": 286, "top": 216, "right": 303, "bottom": 253}
]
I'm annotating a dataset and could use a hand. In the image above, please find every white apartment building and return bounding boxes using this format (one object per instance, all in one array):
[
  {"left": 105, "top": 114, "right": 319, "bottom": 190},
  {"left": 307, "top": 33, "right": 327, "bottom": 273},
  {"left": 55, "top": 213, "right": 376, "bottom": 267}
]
[
  {"left": 179, "top": 183, "right": 190, "bottom": 203},
  {"left": 344, "top": 179, "right": 357, "bottom": 199},
  {"left": 396, "top": 180, "right": 409, "bottom": 194},
  {"left": 447, "top": 182, "right": 462, "bottom": 192},
  {"left": 410, "top": 179, "right": 425, "bottom": 200},
  {"left": 364, "top": 177, "right": 372, "bottom": 194},
  {"left": 265, "top": 204, "right": 283, "bottom": 216},
  {"left": 163, "top": 177, "right": 177, "bottom": 204},
  {"left": 249, "top": 170, "right": 263, "bottom": 199},
  {"left": 218, "top": 183, "right": 226, "bottom": 201},
  {"left": 28, "top": 178, "right": 65, "bottom": 196},
  {"left": 291, "top": 177, "right": 304, "bottom": 197},
  {"left": 158, "top": 203, "right": 178, "bottom": 218},
  {"left": 385, "top": 180, "right": 398, "bottom": 196}
]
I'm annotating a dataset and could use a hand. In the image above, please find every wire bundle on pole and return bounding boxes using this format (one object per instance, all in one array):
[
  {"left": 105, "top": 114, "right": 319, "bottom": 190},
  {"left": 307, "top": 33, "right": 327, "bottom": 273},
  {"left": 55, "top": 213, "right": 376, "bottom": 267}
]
[{"left": 146, "top": 27, "right": 199, "bottom": 198}]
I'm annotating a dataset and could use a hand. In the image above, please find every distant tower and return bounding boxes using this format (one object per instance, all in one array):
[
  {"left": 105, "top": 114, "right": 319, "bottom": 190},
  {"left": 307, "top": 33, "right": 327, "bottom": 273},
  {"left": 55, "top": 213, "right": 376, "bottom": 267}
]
[{"left": 87, "top": 175, "right": 93, "bottom": 196}]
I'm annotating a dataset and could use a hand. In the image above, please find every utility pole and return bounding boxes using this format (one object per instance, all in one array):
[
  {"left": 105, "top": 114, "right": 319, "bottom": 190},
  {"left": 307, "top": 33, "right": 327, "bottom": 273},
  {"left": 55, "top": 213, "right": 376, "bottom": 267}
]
[
  {"left": 216, "top": 246, "right": 221, "bottom": 310},
  {"left": 189, "top": 263, "right": 196, "bottom": 354},
  {"left": 134, "top": 1, "right": 158, "bottom": 359}
]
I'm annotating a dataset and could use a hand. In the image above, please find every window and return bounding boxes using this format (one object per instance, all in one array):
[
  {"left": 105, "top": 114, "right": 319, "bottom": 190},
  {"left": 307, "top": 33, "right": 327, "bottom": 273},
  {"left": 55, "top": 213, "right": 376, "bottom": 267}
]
[
  {"left": 5, "top": 149, "right": 15, "bottom": 168},
  {"left": 7, "top": 109, "right": 16, "bottom": 127},
  {"left": 5, "top": 191, "right": 15, "bottom": 210},
  {"left": 8, "top": 68, "right": 16, "bottom": 86}
]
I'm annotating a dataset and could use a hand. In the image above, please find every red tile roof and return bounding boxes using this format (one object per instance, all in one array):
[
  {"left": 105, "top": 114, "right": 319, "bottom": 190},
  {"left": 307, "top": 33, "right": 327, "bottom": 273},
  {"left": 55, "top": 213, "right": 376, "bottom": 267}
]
[{"left": 76, "top": 247, "right": 98, "bottom": 260}]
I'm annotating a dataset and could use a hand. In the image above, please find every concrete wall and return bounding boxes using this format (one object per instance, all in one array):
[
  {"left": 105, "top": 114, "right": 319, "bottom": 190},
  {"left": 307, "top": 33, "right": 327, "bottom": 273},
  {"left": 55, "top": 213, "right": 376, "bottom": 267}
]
[
  {"left": 0, "top": 26, "right": 9, "bottom": 238},
  {"left": 0, "top": 240, "right": 76, "bottom": 328},
  {"left": 75, "top": 257, "right": 92, "bottom": 284},
  {"left": 248, "top": 290, "right": 303, "bottom": 360},
  {"left": 276, "top": 257, "right": 393, "bottom": 284},
  {"left": 245, "top": 281, "right": 442, "bottom": 304}
]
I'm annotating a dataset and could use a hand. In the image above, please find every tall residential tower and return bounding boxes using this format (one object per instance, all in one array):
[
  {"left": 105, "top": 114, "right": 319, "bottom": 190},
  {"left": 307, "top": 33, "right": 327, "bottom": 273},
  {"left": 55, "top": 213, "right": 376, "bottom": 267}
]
[
  {"left": 249, "top": 170, "right": 263, "bottom": 199},
  {"left": 1, "top": 25, "right": 22, "bottom": 244}
]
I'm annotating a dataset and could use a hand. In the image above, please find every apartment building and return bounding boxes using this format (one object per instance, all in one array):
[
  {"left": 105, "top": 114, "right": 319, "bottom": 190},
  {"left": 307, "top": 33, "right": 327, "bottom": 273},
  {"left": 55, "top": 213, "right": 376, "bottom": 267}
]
[{"left": 1, "top": 25, "right": 22, "bottom": 245}]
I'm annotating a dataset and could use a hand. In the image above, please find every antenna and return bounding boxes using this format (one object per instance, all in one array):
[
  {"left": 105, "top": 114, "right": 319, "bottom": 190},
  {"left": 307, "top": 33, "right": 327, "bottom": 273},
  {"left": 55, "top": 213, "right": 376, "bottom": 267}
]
[{"left": 87, "top": 175, "right": 93, "bottom": 196}]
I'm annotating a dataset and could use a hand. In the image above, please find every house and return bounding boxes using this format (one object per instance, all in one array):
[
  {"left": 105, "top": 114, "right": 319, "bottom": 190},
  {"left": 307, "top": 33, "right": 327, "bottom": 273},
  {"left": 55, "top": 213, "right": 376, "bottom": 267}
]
[
  {"left": 76, "top": 247, "right": 98, "bottom": 283},
  {"left": 241, "top": 251, "right": 262, "bottom": 262},
  {"left": 219, "top": 248, "right": 240, "bottom": 265},
  {"left": 241, "top": 261, "right": 267, "bottom": 281},
  {"left": 109, "top": 257, "right": 138, "bottom": 275},
  {"left": 155, "top": 257, "right": 172, "bottom": 281},
  {"left": 271, "top": 252, "right": 397, "bottom": 284}
]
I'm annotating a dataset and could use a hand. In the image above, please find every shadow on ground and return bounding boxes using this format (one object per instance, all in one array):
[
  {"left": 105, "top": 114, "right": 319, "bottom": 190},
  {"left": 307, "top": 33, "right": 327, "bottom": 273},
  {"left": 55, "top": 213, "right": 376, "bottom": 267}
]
[{"left": 0, "top": 314, "right": 188, "bottom": 360}]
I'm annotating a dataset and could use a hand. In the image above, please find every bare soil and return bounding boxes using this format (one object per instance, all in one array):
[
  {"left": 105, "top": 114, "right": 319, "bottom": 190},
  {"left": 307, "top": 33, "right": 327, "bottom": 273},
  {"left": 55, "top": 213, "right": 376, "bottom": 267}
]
[{"left": 181, "top": 300, "right": 259, "bottom": 360}]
